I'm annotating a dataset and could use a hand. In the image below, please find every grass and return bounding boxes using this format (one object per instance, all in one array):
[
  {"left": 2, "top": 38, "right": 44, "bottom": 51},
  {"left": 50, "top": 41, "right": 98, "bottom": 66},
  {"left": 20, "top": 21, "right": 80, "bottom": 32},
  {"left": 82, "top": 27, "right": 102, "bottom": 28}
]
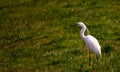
[{"left": 0, "top": 0, "right": 120, "bottom": 72}]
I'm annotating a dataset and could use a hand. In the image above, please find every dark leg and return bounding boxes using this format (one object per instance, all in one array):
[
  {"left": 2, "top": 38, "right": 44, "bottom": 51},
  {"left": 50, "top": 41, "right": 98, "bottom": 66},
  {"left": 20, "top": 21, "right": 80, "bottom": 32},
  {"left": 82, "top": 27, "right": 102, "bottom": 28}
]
[
  {"left": 89, "top": 50, "right": 91, "bottom": 66},
  {"left": 96, "top": 55, "right": 98, "bottom": 60},
  {"left": 96, "top": 55, "right": 100, "bottom": 64}
]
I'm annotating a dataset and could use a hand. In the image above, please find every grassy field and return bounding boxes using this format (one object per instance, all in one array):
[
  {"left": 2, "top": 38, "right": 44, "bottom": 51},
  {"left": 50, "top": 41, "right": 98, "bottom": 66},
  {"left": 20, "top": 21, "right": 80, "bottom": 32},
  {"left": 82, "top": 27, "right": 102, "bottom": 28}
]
[{"left": 0, "top": 0, "right": 120, "bottom": 72}]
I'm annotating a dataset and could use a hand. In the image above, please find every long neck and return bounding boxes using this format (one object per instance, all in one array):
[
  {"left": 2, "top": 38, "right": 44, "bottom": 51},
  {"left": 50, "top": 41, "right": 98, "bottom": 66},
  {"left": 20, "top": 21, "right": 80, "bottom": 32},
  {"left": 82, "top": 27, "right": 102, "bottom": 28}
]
[{"left": 80, "top": 25, "right": 87, "bottom": 40}]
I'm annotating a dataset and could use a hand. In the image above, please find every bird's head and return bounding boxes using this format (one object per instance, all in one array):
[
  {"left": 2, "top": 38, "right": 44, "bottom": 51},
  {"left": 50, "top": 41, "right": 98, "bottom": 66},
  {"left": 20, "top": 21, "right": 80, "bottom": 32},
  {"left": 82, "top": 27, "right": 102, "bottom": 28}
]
[
  {"left": 71, "top": 22, "right": 85, "bottom": 27},
  {"left": 76, "top": 22, "right": 85, "bottom": 26}
]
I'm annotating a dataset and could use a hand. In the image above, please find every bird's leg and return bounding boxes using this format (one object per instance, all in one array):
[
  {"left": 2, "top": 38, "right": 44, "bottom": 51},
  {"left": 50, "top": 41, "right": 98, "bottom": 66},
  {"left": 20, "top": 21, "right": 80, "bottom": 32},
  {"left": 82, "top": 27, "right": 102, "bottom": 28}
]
[
  {"left": 96, "top": 55, "right": 98, "bottom": 60},
  {"left": 96, "top": 55, "right": 100, "bottom": 64},
  {"left": 89, "top": 50, "right": 91, "bottom": 66}
]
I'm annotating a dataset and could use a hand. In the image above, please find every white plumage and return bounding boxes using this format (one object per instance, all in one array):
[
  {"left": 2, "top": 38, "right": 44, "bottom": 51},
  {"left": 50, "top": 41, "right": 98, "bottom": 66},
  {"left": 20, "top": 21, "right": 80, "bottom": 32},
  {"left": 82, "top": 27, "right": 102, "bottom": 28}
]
[
  {"left": 77, "top": 22, "right": 101, "bottom": 57},
  {"left": 84, "top": 35, "right": 101, "bottom": 56}
]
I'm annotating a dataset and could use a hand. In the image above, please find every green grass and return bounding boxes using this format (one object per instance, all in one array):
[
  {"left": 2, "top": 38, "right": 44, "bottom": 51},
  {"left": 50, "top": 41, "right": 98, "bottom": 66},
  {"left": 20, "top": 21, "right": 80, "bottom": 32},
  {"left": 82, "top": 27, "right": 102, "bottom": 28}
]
[{"left": 0, "top": 0, "right": 120, "bottom": 72}]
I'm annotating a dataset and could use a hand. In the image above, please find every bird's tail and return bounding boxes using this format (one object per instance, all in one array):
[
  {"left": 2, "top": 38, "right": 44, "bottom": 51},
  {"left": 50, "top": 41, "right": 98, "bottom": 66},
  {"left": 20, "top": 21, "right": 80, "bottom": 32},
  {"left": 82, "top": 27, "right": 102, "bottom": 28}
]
[{"left": 99, "top": 50, "right": 102, "bottom": 57}]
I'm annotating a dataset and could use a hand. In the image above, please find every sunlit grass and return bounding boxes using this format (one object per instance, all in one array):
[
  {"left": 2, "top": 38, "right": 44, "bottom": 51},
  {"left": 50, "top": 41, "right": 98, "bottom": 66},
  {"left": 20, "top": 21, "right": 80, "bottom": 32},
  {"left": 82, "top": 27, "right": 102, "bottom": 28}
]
[{"left": 1, "top": 0, "right": 120, "bottom": 72}]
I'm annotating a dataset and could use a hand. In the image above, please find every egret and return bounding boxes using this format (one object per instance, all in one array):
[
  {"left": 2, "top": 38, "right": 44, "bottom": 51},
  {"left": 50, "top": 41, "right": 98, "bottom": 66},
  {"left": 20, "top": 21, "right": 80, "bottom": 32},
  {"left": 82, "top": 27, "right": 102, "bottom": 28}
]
[{"left": 76, "top": 22, "right": 101, "bottom": 65}]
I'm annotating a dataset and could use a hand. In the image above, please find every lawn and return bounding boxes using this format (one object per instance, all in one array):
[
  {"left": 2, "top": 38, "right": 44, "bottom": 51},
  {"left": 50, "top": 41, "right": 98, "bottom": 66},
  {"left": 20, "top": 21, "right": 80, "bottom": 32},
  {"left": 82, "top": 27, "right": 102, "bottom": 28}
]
[{"left": 0, "top": 0, "right": 120, "bottom": 72}]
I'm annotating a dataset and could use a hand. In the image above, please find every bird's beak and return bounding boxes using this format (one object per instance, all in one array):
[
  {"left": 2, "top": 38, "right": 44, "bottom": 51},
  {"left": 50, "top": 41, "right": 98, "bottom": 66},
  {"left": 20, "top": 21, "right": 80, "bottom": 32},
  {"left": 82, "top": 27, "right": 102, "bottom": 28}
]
[
  {"left": 71, "top": 24, "right": 78, "bottom": 26},
  {"left": 71, "top": 24, "right": 76, "bottom": 26}
]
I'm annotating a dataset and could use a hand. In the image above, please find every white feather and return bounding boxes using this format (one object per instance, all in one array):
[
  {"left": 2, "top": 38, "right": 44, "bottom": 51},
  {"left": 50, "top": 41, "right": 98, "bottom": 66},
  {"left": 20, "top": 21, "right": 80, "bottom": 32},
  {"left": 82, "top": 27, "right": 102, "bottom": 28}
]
[
  {"left": 77, "top": 22, "right": 101, "bottom": 57},
  {"left": 84, "top": 35, "right": 101, "bottom": 56}
]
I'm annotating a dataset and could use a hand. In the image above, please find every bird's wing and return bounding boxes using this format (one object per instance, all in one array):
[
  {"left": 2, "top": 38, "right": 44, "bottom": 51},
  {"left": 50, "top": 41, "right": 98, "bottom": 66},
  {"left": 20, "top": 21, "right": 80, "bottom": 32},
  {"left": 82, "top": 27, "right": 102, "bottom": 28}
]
[{"left": 84, "top": 35, "right": 101, "bottom": 55}]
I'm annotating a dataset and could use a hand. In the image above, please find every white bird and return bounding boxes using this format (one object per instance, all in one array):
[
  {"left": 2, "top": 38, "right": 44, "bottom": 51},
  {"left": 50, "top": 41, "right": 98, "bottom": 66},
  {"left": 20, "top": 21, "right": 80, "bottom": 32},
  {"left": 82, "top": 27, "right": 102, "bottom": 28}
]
[{"left": 76, "top": 22, "right": 101, "bottom": 65}]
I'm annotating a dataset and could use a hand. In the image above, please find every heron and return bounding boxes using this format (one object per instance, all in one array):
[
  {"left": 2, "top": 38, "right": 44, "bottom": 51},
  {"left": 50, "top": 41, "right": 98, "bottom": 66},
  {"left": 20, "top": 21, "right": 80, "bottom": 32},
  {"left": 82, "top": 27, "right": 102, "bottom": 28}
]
[{"left": 75, "top": 22, "right": 101, "bottom": 65}]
